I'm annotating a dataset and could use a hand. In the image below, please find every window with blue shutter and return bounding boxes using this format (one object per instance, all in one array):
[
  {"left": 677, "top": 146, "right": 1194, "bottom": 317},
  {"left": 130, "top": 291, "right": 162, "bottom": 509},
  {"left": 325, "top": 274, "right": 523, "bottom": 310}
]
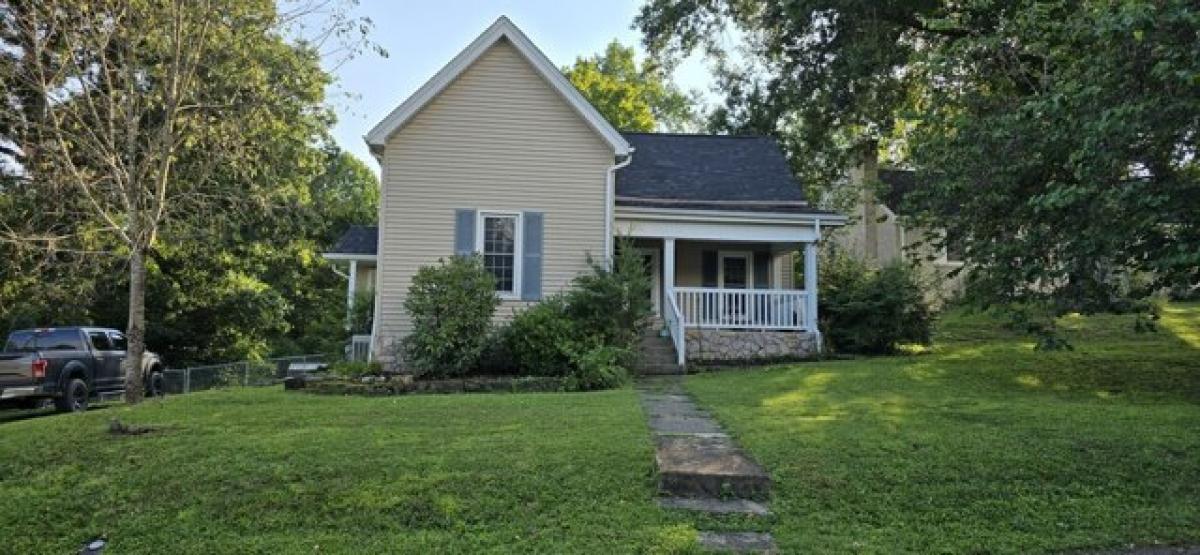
[
  {"left": 454, "top": 209, "right": 477, "bottom": 256},
  {"left": 521, "top": 212, "right": 543, "bottom": 301}
]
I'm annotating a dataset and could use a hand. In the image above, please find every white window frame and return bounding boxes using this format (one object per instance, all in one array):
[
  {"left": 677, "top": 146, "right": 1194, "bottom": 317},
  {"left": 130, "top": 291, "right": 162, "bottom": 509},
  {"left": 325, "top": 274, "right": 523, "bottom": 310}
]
[{"left": 476, "top": 211, "right": 523, "bottom": 299}]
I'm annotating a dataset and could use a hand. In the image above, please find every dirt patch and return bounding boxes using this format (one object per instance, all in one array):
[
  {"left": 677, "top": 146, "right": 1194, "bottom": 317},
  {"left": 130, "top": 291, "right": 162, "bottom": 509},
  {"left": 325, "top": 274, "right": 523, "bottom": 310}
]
[{"left": 107, "top": 419, "right": 160, "bottom": 436}]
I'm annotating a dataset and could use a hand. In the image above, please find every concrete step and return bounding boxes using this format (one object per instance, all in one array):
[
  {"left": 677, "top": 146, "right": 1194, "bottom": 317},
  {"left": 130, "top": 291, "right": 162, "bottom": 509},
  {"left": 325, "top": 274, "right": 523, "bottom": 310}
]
[
  {"left": 637, "top": 363, "right": 685, "bottom": 376},
  {"left": 640, "top": 352, "right": 676, "bottom": 361},
  {"left": 655, "top": 435, "right": 771, "bottom": 500}
]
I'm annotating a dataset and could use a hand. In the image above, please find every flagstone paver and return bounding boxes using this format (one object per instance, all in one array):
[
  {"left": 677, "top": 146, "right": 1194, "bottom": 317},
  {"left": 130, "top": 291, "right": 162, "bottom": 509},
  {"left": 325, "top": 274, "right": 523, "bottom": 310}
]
[{"left": 637, "top": 377, "right": 778, "bottom": 553}]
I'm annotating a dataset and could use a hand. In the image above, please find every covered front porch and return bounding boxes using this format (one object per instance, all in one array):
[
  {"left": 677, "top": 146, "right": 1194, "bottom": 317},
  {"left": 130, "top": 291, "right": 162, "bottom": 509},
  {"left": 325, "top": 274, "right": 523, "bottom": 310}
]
[{"left": 617, "top": 205, "right": 842, "bottom": 367}]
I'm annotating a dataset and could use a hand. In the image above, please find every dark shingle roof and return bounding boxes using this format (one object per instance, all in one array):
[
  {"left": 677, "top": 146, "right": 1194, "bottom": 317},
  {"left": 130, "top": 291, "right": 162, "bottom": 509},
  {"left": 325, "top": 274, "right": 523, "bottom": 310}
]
[
  {"left": 616, "top": 133, "right": 819, "bottom": 213},
  {"left": 878, "top": 168, "right": 917, "bottom": 212},
  {"left": 329, "top": 225, "right": 378, "bottom": 255}
]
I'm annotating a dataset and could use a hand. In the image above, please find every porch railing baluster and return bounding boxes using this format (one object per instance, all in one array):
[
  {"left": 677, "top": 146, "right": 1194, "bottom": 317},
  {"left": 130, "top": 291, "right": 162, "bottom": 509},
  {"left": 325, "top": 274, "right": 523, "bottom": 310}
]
[{"left": 672, "top": 287, "right": 811, "bottom": 331}]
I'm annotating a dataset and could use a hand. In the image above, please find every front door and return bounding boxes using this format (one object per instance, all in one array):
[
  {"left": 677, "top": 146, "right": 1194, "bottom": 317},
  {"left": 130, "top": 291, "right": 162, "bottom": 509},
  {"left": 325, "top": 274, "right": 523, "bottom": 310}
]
[{"left": 719, "top": 251, "right": 752, "bottom": 323}]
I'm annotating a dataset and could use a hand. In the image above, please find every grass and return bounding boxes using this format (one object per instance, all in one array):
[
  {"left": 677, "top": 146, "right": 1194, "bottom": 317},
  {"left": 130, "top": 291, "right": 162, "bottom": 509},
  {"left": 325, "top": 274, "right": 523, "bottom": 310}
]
[
  {"left": 0, "top": 388, "right": 698, "bottom": 554},
  {"left": 685, "top": 302, "right": 1200, "bottom": 554},
  {"left": 2, "top": 304, "right": 1197, "bottom": 553}
]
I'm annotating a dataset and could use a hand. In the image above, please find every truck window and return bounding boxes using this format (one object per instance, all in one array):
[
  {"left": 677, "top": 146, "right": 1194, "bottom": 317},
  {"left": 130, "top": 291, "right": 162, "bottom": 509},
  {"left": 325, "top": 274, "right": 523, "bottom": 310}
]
[
  {"left": 109, "top": 332, "right": 128, "bottom": 351},
  {"left": 4, "top": 331, "right": 34, "bottom": 352},
  {"left": 39, "top": 330, "right": 85, "bottom": 351},
  {"left": 88, "top": 331, "right": 113, "bottom": 351}
]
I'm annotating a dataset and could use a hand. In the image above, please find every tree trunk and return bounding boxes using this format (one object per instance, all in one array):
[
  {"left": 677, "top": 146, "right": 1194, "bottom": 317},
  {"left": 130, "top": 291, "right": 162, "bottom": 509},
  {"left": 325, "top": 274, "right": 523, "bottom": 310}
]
[{"left": 123, "top": 248, "right": 147, "bottom": 404}]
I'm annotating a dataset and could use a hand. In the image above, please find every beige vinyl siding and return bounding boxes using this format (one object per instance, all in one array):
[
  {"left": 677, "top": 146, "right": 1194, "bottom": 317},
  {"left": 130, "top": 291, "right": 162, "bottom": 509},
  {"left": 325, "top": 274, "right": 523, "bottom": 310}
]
[
  {"left": 830, "top": 199, "right": 965, "bottom": 305},
  {"left": 375, "top": 39, "right": 613, "bottom": 363}
]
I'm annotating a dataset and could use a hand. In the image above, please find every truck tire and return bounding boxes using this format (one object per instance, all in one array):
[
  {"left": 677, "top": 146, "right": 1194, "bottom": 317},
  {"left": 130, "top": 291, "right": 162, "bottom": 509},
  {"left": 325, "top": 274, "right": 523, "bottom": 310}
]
[
  {"left": 145, "top": 371, "right": 166, "bottom": 398},
  {"left": 54, "top": 378, "right": 89, "bottom": 413}
]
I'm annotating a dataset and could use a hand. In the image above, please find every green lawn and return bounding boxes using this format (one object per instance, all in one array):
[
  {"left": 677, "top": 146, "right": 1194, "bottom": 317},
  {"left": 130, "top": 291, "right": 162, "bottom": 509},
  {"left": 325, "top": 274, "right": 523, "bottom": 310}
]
[
  {"left": 2, "top": 305, "right": 1197, "bottom": 554},
  {"left": 684, "top": 303, "right": 1200, "bottom": 553},
  {"left": 0, "top": 388, "right": 698, "bottom": 554}
]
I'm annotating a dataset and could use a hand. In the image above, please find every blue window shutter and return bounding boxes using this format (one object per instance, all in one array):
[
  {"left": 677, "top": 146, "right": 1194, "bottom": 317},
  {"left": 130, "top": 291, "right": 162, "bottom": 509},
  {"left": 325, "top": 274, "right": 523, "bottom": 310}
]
[
  {"left": 521, "top": 211, "right": 544, "bottom": 300},
  {"left": 753, "top": 252, "right": 771, "bottom": 289},
  {"left": 701, "top": 250, "right": 718, "bottom": 287},
  {"left": 454, "top": 209, "right": 476, "bottom": 256}
]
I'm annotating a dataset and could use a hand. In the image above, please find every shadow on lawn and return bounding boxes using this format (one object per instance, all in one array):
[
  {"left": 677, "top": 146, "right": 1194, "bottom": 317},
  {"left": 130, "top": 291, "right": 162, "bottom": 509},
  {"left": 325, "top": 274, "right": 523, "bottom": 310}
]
[{"left": 0, "top": 403, "right": 111, "bottom": 425}]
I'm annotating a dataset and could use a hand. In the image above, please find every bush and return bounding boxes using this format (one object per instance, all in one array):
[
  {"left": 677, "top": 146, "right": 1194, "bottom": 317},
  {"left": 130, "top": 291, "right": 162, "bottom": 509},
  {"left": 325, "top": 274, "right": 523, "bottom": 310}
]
[
  {"left": 402, "top": 255, "right": 500, "bottom": 378},
  {"left": 328, "top": 360, "right": 382, "bottom": 379},
  {"left": 567, "top": 345, "right": 630, "bottom": 391},
  {"left": 505, "top": 296, "right": 578, "bottom": 377},
  {"left": 474, "top": 328, "right": 518, "bottom": 376},
  {"left": 565, "top": 249, "right": 653, "bottom": 348},
  {"left": 348, "top": 289, "right": 374, "bottom": 335},
  {"left": 818, "top": 251, "right": 933, "bottom": 354},
  {"left": 504, "top": 246, "right": 650, "bottom": 390}
]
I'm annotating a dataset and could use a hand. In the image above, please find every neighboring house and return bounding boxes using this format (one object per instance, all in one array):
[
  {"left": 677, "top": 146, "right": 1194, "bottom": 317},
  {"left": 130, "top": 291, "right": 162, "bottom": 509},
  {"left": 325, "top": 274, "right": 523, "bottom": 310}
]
[
  {"left": 323, "top": 16, "right": 846, "bottom": 371},
  {"left": 835, "top": 147, "right": 965, "bottom": 303}
]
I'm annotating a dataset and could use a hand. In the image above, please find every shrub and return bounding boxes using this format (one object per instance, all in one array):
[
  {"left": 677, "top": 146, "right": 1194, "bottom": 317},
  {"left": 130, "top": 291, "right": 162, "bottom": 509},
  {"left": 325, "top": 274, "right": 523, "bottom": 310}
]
[
  {"left": 348, "top": 289, "right": 374, "bottom": 335},
  {"left": 505, "top": 296, "right": 578, "bottom": 377},
  {"left": 504, "top": 245, "right": 651, "bottom": 389},
  {"left": 402, "top": 255, "right": 499, "bottom": 378},
  {"left": 328, "top": 360, "right": 382, "bottom": 379},
  {"left": 474, "top": 328, "right": 518, "bottom": 376},
  {"left": 564, "top": 248, "right": 653, "bottom": 349},
  {"left": 567, "top": 344, "right": 630, "bottom": 391},
  {"left": 818, "top": 251, "right": 933, "bottom": 354}
]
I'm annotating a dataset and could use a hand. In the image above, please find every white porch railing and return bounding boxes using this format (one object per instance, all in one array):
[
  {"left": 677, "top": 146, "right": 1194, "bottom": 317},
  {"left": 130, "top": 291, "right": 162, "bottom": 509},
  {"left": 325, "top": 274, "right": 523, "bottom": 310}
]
[
  {"left": 673, "top": 287, "right": 812, "bottom": 331},
  {"left": 349, "top": 334, "right": 371, "bottom": 362},
  {"left": 664, "top": 292, "right": 687, "bottom": 366}
]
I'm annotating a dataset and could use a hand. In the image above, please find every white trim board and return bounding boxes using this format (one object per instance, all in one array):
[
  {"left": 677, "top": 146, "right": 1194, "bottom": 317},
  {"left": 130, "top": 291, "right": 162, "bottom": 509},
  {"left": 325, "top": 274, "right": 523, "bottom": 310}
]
[
  {"left": 616, "top": 205, "right": 848, "bottom": 226},
  {"left": 615, "top": 219, "right": 820, "bottom": 243},
  {"left": 364, "top": 16, "right": 631, "bottom": 156},
  {"left": 322, "top": 253, "right": 378, "bottom": 262}
]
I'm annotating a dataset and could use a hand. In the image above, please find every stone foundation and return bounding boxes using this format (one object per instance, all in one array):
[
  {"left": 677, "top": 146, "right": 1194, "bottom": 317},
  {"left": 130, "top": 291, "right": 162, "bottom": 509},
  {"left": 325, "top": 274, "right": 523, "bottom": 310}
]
[{"left": 684, "top": 329, "right": 818, "bottom": 363}]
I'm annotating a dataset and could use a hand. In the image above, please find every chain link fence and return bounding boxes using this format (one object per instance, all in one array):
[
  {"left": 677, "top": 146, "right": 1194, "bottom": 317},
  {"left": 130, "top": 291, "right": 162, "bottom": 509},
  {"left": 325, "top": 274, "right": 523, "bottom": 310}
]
[{"left": 162, "top": 354, "right": 333, "bottom": 395}]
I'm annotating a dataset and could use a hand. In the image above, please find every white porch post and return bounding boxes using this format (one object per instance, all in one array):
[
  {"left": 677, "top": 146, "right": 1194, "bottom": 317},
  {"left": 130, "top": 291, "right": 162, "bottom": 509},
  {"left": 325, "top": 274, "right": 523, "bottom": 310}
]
[
  {"left": 804, "top": 242, "right": 820, "bottom": 348},
  {"left": 346, "top": 260, "right": 358, "bottom": 324},
  {"left": 663, "top": 238, "right": 676, "bottom": 299}
]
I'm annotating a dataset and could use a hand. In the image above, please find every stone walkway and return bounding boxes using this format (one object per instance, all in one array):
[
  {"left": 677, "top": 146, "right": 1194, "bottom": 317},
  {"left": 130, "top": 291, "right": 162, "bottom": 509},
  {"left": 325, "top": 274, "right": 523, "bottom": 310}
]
[{"left": 637, "top": 377, "right": 777, "bottom": 554}]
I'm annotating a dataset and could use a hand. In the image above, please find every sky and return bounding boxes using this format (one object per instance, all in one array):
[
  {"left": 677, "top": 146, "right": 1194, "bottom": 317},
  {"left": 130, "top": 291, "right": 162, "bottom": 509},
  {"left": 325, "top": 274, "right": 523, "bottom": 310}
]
[{"left": 309, "top": 0, "right": 720, "bottom": 172}]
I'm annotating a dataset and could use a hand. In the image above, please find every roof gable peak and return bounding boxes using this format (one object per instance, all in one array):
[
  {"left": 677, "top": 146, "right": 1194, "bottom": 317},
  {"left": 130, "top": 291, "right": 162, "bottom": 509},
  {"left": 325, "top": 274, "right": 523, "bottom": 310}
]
[{"left": 364, "top": 16, "right": 631, "bottom": 156}]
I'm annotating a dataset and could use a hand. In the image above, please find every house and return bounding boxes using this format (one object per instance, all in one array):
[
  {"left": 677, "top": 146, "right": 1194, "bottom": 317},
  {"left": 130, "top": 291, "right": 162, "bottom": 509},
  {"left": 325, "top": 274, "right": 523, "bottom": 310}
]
[
  {"left": 833, "top": 146, "right": 966, "bottom": 304},
  {"left": 323, "top": 16, "right": 846, "bottom": 371}
]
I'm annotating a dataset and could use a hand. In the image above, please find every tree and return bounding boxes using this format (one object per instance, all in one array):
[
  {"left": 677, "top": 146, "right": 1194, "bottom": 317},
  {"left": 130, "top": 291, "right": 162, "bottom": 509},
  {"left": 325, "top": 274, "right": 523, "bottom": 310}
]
[
  {"left": 0, "top": 0, "right": 338, "bottom": 403},
  {"left": 637, "top": 0, "right": 1199, "bottom": 318},
  {"left": 563, "top": 40, "right": 698, "bottom": 132}
]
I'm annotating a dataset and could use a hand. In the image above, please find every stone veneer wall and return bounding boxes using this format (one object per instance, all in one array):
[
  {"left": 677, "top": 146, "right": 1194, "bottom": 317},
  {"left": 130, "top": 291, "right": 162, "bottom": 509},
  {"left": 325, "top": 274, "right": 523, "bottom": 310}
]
[{"left": 684, "top": 329, "right": 818, "bottom": 363}]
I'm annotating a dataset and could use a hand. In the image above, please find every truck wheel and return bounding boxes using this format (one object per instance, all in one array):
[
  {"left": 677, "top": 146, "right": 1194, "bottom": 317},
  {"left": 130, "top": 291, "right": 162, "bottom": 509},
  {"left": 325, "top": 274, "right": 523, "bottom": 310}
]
[
  {"left": 54, "top": 378, "right": 89, "bottom": 413},
  {"left": 145, "top": 372, "right": 166, "bottom": 398}
]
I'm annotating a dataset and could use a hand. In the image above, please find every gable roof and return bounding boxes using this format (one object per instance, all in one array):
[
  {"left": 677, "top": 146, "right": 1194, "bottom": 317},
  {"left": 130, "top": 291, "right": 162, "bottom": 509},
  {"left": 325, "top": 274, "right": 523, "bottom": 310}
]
[
  {"left": 615, "top": 133, "right": 830, "bottom": 214},
  {"left": 327, "top": 225, "right": 378, "bottom": 256},
  {"left": 364, "top": 16, "right": 631, "bottom": 156}
]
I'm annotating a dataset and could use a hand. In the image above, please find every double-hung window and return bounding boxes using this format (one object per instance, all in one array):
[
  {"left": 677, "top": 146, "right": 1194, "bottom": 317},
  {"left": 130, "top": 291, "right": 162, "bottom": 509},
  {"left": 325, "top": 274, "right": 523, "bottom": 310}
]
[{"left": 478, "top": 212, "right": 521, "bottom": 297}]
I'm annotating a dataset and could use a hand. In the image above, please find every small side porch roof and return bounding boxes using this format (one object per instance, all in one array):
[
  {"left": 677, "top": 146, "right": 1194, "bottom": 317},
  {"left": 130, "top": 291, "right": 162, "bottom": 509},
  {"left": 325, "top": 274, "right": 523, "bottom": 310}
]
[{"left": 323, "top": 225, "right": 378, "bottom": 261}]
